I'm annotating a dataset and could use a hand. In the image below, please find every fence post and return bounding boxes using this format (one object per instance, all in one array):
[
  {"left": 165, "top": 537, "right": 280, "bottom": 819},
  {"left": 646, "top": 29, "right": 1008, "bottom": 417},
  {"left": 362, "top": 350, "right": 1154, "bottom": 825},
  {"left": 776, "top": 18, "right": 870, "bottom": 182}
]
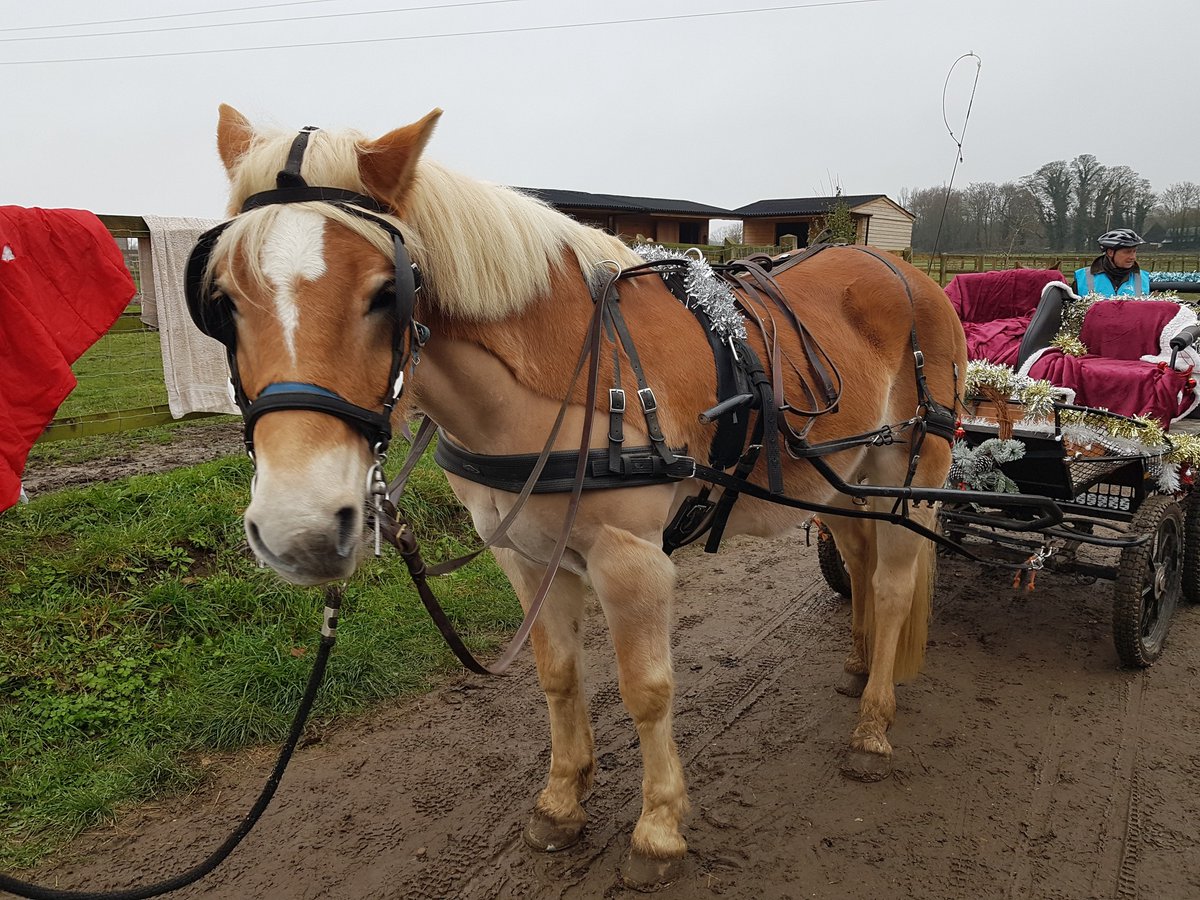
[{"left": 938, "top": 253, "right": 947, "bottom": 286}]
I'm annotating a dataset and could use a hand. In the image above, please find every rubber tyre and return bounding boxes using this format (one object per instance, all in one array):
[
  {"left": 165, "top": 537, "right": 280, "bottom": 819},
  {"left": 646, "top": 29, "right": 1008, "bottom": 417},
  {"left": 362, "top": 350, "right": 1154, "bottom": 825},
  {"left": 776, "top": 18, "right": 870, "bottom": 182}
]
[
  {"left": 1181, "top": 491, "right": 1200, "bottom": 604},
  {"left": 1112, "top": 494, "right": 1183, "bottom": 668},
  {"left": 816, "top": 522, "right": 852, "bottom": 599}
]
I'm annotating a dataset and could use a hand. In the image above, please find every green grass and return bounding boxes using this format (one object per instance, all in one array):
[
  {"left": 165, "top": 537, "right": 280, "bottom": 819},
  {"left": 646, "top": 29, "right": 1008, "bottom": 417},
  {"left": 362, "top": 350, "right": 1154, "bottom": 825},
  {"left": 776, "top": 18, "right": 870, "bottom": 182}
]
[{"left": 0, "top": 442, "right": 519, "bottom": 870}]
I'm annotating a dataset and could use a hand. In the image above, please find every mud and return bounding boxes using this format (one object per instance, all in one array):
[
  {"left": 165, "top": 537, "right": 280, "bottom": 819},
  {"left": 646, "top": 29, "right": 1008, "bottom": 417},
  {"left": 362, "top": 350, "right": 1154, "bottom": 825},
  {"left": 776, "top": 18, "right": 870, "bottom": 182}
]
[{"left": 12, "top": 446, "right": 1200, "bottom": 899}]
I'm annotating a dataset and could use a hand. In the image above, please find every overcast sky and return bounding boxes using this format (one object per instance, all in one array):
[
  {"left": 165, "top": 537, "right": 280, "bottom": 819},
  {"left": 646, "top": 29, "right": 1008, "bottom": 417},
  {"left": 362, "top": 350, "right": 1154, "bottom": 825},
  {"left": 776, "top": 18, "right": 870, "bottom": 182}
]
[{"left": 3, "top": 0, "right": 1197, "bottom": 219}]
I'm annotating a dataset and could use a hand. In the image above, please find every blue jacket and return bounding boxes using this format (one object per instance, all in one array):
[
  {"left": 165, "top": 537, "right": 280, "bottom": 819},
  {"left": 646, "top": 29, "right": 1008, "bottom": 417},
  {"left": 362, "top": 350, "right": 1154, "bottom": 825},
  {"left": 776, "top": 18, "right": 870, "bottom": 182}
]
[{"left": 1074, "top": 266, "right": 1151, "bottom": 297}]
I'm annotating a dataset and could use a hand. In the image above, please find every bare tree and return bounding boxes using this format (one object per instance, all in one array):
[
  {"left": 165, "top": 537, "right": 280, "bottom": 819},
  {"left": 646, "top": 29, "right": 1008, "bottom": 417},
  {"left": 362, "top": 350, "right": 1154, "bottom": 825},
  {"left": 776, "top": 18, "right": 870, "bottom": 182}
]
[
  {"left": 1022, "top": 161, "right": 1075, "bottom": 251},
  {"left": 1156, "top": 181, "right": 1200, "bottom": 238},
  {"left": 1070, "top": 154, "right": 1107, "bottom": 250}
]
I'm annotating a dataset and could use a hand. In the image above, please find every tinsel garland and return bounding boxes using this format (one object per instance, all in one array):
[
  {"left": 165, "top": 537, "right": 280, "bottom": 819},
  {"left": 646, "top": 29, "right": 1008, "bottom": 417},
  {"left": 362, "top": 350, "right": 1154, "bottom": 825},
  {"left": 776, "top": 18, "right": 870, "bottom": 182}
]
[
  {"left": 632, "top": 243, "right": 748, "bottom": 341},
  {"left": 963, "top": 360, "right": 1057, "bottom": 422},
  {"left": 1149, "top": 272, "right": 1200, "bottom": 283},
  {"left": 962, "top": 361, "right": 1200, "bottom": 492}
]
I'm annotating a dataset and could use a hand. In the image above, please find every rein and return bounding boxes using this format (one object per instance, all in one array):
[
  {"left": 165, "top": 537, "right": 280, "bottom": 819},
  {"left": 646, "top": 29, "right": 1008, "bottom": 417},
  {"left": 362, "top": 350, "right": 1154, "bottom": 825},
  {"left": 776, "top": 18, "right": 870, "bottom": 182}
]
[{"left": 0, "top": 590, "right": 345, "bottom": 900}]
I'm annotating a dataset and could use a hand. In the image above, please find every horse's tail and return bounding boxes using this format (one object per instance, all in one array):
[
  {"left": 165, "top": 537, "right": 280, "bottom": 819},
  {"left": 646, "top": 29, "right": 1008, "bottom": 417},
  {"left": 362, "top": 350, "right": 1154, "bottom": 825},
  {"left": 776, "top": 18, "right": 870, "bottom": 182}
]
[{"left": 892, "top": 532, "right": 935, "bottom": 682}]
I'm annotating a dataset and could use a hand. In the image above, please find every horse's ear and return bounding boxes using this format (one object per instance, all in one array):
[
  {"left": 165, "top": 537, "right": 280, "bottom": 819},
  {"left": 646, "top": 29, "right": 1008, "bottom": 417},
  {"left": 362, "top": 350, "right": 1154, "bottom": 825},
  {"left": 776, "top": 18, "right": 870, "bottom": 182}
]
[
  {"left": 217, "top": 104, "right": 255, "bottom": 174},
  {"left": 359, "top": 109, "right": 443, "bottom": 210}
]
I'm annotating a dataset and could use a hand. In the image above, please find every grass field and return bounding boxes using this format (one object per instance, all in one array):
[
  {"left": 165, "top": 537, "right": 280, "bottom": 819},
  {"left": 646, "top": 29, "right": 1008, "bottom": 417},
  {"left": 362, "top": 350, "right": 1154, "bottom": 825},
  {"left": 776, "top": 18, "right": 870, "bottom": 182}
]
[{"left": 0, "top": 438, "right": 519, "bottom": 871}]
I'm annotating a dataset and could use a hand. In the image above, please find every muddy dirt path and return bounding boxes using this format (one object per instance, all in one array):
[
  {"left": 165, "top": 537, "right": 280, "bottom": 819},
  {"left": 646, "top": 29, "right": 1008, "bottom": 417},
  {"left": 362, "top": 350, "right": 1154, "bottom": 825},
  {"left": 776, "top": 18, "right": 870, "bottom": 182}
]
[{"left": 15, "top": 532, "right": 1200, "bottom": 900}]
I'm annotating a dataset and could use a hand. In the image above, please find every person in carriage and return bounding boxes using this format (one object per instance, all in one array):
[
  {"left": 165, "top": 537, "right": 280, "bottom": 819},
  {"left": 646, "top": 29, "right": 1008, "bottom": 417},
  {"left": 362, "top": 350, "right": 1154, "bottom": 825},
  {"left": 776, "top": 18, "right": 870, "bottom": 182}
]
[{"left": 1075, "top": 228, "right": 1152, "bottom": 297}]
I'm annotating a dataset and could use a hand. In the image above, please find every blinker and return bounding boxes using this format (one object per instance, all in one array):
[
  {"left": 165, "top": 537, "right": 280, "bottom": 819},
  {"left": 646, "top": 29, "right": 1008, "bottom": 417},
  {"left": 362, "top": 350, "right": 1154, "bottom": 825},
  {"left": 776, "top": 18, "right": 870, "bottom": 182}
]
[{"left": 183, "top": 124, "right": 428, "bottom": 458}]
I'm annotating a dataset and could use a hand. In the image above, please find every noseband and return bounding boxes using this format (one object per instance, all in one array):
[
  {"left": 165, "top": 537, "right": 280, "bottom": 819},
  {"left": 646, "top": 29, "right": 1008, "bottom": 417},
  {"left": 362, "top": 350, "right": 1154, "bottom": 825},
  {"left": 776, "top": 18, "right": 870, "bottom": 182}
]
[{"left": 185, "top": 125, "right": 427, "bottom": 458}]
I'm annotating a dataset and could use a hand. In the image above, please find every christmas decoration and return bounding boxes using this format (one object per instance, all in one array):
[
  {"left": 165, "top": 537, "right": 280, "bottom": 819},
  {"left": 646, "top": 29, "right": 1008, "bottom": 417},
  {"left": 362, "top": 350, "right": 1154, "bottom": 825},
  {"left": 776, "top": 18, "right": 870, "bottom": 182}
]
[{"left": 632, "top": 244, "right": 748, "bottom": 342}]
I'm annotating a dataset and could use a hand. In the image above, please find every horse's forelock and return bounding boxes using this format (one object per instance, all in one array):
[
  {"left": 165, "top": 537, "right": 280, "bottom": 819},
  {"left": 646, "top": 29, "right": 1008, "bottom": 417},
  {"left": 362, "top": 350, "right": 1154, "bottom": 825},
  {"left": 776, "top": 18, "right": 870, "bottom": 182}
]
[{"left": 225, "top": 127, "right": 373, "bottom": 215}]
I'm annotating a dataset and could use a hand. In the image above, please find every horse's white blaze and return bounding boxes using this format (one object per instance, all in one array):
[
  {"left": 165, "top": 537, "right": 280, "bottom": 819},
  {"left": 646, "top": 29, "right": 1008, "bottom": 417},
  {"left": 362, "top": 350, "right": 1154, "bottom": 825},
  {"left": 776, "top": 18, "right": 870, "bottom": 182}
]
[{"left": 260, "top": 207, "right": 327, "bottom": 361}]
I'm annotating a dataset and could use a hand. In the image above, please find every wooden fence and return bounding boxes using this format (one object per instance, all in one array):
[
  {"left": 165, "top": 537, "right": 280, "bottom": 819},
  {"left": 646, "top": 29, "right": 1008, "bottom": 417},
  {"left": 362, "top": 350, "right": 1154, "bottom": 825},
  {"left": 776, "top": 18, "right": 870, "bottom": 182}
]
[{"left": 40, "top": 222, "right": 1200, "bottom": 444}]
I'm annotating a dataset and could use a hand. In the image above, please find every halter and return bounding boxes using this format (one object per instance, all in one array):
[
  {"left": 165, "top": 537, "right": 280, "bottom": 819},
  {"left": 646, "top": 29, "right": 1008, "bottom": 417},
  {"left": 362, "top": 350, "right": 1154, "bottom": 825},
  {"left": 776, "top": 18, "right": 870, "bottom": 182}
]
[{"left": 184, "top": 125, "right": 428, "bottom": 459}]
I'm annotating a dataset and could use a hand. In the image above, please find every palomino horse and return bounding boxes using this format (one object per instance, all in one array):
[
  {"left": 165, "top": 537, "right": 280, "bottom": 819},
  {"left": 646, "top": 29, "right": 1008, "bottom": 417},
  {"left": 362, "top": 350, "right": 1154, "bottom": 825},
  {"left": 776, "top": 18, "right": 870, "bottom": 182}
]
[{"left": 192, "top": 104, "right": 966, "bottom": 887}]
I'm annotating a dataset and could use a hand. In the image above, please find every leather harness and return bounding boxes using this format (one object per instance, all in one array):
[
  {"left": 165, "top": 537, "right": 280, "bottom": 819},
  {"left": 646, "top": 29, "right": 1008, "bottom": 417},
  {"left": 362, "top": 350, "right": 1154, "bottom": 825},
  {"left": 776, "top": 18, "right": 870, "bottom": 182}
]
[{"left": 434, "top": 244, "right": 958, "bottom": 555}]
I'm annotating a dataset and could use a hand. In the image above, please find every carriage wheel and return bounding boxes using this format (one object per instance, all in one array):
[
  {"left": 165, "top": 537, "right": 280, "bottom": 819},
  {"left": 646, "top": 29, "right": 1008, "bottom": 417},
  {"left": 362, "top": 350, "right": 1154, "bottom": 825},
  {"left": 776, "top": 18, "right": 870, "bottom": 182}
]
[
  {"left": 1112, "top": 494, "right": 1183, "bottom": 668},
  {"left": 816, "top": 522, "right": 852, "bottom": 599},
  {"left": 1181, "top": 491, "right": 1200, "bottom": 604}
]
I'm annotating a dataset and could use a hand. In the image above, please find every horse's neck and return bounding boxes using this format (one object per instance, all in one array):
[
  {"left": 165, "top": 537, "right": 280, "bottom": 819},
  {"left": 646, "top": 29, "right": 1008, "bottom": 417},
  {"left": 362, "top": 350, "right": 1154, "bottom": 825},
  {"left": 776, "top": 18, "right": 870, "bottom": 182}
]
[
  {"left": 410, "top": 265, "right": 718, "bottom": 458},
  {"left": 411, "top": 274, "right": 598, "bottom": 454}
]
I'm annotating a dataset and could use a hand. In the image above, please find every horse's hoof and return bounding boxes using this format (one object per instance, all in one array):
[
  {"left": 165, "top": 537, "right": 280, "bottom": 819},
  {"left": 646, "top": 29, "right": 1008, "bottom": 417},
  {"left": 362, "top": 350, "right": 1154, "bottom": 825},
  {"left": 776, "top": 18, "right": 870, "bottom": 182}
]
[
  {"left": 523, "top": 810, "right": 584, "bottom": 852},
  {"left": 621, "top": 852, "right": 686, "bottom": 892},
  {"left": 835, "top": 671, "right": 868, "bottom": 698},
  {"left": 841, "top": 749, "right": 892, "bottom": 783}
]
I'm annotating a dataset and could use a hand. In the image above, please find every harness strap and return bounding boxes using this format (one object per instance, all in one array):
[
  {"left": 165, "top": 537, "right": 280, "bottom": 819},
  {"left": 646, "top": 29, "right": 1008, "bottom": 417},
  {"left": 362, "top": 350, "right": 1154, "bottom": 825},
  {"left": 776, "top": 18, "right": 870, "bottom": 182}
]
[
  {"left": 382, "top": 267, "right": 621, "bottom": 675},
  {"left": 605, "top": 297, "right": 677, "bottom": 467}
]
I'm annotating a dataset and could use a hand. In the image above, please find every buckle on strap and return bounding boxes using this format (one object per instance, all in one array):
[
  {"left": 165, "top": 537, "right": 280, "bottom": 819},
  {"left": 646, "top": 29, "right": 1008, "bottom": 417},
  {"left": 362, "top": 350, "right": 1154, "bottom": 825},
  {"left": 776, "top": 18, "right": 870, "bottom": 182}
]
[
  {"left": 609, "top": 388, "right": 626, "bottom": 413},
  {"left": 638, "top": 387, "right": 658, "bottom": 412},
  {"left": 666, "top": 455, "right": 697, "bottom": 479}
]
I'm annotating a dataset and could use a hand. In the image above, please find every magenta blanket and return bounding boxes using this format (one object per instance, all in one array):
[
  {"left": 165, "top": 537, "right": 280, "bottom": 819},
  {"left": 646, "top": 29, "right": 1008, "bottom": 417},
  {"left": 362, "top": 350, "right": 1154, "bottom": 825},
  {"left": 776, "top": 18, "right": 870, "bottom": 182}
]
[
  {"left": 1027, "top": 352, "right": 1192, "bottom": 426},
  {"left": 1079, "top": 300, "right": 1181, "bottom": 360},
  {"left": 0, "top": 207, "right": 135, "bottom": 510},
  {"left": 946, "top": 269, "right": 1064, "bottom": 364}
]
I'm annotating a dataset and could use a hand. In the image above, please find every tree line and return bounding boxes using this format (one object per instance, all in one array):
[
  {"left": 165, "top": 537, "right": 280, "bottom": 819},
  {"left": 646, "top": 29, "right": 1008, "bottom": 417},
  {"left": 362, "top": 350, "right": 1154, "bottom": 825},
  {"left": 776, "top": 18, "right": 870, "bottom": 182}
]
[{"left": 898, "top": 155, "right": 1200, "bottom": 254}]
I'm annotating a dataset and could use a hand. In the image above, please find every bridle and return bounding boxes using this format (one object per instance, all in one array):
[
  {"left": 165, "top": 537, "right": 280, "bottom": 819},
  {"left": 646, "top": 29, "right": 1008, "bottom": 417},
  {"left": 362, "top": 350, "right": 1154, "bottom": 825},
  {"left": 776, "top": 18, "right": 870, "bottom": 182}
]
[{"left": 184, "top": 125, "right": 428, "bottom": 462}]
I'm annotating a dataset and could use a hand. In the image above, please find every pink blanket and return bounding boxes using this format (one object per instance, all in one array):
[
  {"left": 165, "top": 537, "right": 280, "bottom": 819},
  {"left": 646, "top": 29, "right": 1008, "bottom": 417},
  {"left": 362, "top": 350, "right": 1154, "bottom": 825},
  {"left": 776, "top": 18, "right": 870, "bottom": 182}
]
[
  {"left": 1023, "top": 299, "right": 1197, "bottom": 427},
  {"left": 1027, "top": 353, "right": 1193, "bottom": 425},
  {"left": 946, "top": 269, "right": 1064, "bottom": 365},
  {"left": 0, "top": 207, "right": 135, "bottom": 510}
]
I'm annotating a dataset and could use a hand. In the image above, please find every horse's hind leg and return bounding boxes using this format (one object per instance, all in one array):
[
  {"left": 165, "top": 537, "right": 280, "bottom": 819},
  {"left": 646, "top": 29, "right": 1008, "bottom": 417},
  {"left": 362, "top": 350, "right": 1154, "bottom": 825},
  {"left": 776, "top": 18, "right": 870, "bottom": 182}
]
[
  {"left": 491, "top": 547, "right": 594, "bottom": 852},
  {"left": 843, "top": 502, "right": 937, "bottom": 782},
  {"left": 821, "top": 516, "right": 877, "bottom": 698},
  {"left": 587, "top": 523, "right": 687, "bottom": 888}
]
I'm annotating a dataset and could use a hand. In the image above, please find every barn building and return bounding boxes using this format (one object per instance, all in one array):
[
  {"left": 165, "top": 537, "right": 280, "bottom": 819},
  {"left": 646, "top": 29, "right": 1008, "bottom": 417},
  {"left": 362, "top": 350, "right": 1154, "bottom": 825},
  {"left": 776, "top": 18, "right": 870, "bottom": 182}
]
[
  {"left": 731, "top": 194, "right": 916, "bottom": 252},
  {"left": 519, "top": 187, "right": 915, "bottom": 253},
  {"left": 517, "top": 188, "right": 730, "bottom": 246}
]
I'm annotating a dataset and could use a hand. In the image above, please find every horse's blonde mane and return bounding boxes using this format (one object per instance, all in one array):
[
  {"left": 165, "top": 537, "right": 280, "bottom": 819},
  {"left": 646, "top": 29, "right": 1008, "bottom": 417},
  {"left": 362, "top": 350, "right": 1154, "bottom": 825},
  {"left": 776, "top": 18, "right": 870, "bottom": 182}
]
[{"left": 213, "top": 123, "right": 642, "bottom": 320}]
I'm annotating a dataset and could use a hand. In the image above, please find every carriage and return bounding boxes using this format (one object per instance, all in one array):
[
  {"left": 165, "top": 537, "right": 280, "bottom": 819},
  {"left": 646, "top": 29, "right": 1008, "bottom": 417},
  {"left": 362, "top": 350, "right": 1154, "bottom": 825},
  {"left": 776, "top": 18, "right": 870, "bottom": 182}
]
[{"left": 817, "top": 269, "right": 1200, "bottom": 669}]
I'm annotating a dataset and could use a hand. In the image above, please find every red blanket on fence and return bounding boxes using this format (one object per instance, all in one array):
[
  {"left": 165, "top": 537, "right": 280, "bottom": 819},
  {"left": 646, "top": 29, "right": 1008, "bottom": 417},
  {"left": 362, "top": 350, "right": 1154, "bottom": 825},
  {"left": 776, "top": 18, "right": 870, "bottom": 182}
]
[
  {"left": 0, "top": 207, "right": 135, "bottom": 511},
  {"left": 946, "top": 268, "right": 1064, "bottom": 365}
]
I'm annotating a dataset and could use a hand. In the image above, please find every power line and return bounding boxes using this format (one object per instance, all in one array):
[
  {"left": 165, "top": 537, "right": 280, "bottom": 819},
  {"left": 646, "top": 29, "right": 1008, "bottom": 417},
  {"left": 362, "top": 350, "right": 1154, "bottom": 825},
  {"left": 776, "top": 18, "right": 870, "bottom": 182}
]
[
  {"left": 0, "top": 0, "right": 526, "bottom": 43},
  {"left": 0, "top": 0, "right": 339, "bottom": 33},
  {"left": 2, "top": 0, "right": 886, "bottom": 66}
]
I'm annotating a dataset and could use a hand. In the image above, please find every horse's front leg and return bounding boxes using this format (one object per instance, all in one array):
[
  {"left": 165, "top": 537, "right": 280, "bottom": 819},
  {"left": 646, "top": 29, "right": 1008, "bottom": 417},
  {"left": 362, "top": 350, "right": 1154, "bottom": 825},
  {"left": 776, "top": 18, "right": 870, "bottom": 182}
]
[
  {"left": 587, "top": 524, "right": 687, "bottom": 888},
  {"left": 491, "top": 547, "right": 594, "bottom": 852}
]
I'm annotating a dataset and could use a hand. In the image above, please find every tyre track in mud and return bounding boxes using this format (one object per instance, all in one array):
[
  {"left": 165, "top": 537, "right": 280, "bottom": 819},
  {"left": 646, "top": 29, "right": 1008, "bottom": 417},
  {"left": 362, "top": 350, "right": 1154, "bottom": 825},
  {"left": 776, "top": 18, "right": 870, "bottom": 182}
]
[
  {"left": 23, "top": 537, "right": 1200, "bottom": 900},
  {"left": 440, "top": 553, "right": 843, "bottom": 899}
]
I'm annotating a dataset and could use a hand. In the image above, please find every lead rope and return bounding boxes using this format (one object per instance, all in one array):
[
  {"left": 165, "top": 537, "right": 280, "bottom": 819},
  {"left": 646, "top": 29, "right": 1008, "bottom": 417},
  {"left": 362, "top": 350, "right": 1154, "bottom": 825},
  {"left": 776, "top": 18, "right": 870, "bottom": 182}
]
[{"left": 0, "top": 588, "right": 344, "bottom": 900}]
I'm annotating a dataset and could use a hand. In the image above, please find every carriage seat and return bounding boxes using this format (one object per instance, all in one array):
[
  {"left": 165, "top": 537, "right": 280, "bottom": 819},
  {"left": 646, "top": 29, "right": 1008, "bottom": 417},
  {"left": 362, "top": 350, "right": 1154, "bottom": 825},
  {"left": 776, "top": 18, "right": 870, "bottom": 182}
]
[
  {"left": 945, "top": 269, "right": 1065, "bottom": 367},
  {"left": 1016, "top": 296, "right": 1200, "bottom": 427}
]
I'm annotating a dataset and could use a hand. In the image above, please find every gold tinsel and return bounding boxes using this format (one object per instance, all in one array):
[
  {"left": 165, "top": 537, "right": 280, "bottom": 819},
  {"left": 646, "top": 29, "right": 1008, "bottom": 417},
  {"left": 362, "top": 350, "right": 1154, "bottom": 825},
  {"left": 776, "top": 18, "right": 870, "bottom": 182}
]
[{"left": 1050, "top": 334, "right": 1088, "bottom": 357}]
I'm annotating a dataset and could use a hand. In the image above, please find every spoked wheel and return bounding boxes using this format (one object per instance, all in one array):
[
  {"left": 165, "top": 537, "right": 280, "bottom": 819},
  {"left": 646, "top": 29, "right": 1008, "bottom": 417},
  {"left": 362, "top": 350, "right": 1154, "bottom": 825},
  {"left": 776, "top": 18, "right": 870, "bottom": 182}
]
[
  {"left": 815, "top": 521, "right": 852, "bottom": 599},
  {"left": 1181, "top": 490, "right": 1200, "bottom": 604},
  {"left": 1112, "top": 494, "right": 1183, "bottom": 668}
]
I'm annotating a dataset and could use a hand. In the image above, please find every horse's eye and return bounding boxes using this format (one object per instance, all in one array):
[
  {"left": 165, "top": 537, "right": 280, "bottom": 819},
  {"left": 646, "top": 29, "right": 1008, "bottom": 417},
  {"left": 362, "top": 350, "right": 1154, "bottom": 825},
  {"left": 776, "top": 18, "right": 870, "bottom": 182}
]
[{"left": 368, "top": 282, "right": 396, "bottom": 314}]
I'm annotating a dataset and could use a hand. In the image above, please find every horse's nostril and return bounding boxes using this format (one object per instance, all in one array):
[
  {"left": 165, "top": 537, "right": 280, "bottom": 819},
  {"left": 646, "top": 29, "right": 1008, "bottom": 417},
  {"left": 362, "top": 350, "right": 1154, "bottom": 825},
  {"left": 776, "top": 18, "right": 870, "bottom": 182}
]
[{"left": 335, "top": 506, "right": 358, "bottom": 558}]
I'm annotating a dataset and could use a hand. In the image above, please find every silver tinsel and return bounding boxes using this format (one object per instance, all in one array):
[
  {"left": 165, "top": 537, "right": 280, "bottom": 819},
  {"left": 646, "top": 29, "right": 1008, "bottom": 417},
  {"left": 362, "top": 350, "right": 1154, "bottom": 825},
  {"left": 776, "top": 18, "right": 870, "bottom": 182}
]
[{"left": 632, "top": 243, "right": 747, "bottom": 342}]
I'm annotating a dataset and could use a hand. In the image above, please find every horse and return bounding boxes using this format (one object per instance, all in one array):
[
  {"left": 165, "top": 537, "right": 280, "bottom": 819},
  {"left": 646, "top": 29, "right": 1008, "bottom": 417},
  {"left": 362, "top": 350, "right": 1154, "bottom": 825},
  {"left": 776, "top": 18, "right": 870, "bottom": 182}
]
[{"left": 191, "top": 104, "right": 967, "bottom": 888}]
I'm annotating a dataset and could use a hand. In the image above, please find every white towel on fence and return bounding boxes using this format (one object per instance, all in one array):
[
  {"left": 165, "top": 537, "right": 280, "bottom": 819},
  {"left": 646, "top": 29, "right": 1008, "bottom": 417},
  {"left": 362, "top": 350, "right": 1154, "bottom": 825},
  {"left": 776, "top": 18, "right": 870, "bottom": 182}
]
[{"left": 143, "top": 214, "right": 238, "bottom": 418}]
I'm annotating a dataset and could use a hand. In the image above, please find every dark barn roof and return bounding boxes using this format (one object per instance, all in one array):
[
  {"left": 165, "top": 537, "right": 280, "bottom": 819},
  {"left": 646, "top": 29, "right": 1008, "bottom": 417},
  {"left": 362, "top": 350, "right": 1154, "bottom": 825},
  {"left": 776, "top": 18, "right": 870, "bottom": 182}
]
[
  {"left": 732, "top": 194, "right": 891, "bottom": 217},
  {"left": 517, "top": 187, "right": 733, "bottom": 218}
]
